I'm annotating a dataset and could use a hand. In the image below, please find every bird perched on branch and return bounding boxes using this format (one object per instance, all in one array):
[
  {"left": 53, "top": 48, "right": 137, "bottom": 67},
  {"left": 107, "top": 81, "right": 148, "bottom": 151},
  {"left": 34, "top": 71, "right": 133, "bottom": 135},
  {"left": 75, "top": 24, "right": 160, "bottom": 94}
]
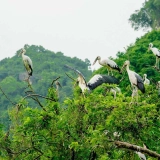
[
  {"left": 65, "top": 65, "right": 119, "bottom": 94},
  {"left": 19, "top": 48, "right": 33, "bottom": 78},
  {"left": 122, "top": 60, "right": 145, "bottom": 103},
  {"left": 55, "top": 80, "right": 62, "bottom": 98},
  {"left": 92, "top": 56, "right": 122, "bottom": 76},
  {"left": 148, "top": 43, "right": 160, "bottom": 69}
]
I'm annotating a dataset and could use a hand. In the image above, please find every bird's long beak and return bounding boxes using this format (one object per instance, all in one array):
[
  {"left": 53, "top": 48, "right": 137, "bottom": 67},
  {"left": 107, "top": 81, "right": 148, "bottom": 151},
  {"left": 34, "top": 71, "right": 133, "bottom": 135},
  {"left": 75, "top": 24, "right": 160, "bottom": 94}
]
[
  {"left": 92, "top": 57, "right": 98, "bottom": 65},
  {"left": 18, "top": 50, "right": 23, "bottom": 57}
]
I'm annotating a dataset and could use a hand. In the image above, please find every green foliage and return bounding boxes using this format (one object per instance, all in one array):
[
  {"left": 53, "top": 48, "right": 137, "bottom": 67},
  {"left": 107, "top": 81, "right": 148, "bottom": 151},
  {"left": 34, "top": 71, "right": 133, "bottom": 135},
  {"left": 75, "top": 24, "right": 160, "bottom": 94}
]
[
  {"left": 114, "top": 30, "right": 160, "bottom": 93},
  {"left": 0, "top": 45, "right": 92, "bottom": 126},
  {"left": 0, "top": 28, "right": 160, "bottom": 159},
  {"left": 0, "top": 81, "right": 159, "bottom": 159},
  {"left": 129, "top": 0, "right": 160, "bottom": 30}
]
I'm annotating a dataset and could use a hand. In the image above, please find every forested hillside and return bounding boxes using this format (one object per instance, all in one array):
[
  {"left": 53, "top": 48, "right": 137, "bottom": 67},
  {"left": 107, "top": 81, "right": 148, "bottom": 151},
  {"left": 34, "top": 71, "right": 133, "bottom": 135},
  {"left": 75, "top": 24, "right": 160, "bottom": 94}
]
[
  {"left": 0, "top": 29, "right": 159, "bottom": 159},
  {"left": 0, "top": 45, "right": 92, "bottom": 126}
]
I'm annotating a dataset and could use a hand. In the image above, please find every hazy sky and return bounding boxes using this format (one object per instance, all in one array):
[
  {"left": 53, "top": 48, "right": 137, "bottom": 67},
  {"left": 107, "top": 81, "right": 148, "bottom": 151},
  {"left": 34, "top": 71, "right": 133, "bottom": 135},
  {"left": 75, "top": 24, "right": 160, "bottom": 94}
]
[{"left": 0, "top": 0, "right": 145, "bottom": 69}]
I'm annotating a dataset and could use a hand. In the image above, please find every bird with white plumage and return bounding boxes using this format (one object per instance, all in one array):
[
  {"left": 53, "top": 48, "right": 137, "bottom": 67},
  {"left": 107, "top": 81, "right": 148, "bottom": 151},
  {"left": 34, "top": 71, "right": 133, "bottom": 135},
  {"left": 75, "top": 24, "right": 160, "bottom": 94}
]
[
  {"left": 19, "top": 48, "right": 33, "bottom": 79},
  {"left": 110, "top": 86, "right": 121, "bottom": 99},
  {"left": 135, "top": 144, "right": 147, "bottom": 160},
  {"left": 55, "top": 80, "right": 62, "bottom": 98},
  {"left": 65, "top": 65, "right": 119, "bottom": 94},
  {"left": 148, "top": 43, "right": 160, "bottom": 69},
  {"left": 122, "top": 60, "right": 145, "bottom": 103},
  {"left": 92, "top": 56, "right": 122, "bottom": 76},
  {"left": 135, "top": 151, "right": 146, "bottom": 160},
  {"left": 143, "top": 74, "right": 150, "bottom": 85}
]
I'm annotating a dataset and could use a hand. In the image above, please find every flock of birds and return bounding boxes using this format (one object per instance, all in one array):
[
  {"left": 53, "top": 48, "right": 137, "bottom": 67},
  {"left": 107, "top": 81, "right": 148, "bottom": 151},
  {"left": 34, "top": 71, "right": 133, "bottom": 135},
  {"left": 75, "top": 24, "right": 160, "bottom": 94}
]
[
  {"left": 19, "top": 42, "right": 160, "bottom": 103},
  {"left": 17, "top": 43, "right": 160, "bottom": 160}
]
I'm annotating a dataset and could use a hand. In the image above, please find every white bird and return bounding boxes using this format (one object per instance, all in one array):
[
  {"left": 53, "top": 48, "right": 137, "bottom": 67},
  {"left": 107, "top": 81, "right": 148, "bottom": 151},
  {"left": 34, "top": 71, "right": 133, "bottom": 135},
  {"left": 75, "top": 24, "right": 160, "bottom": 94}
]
[
  {"left": 110, "top": 87, "right": 121, "bottom": 99},
  {"left": 55, "top": 81, "right": 62, "bottom": 90},
  {"left": 135, "top": 144, "right": 147, "bottom": 160},
  {"left": 135, "top": 151, "right": 146, "bottom": 160},
  {"left": 148, "top": 43, "right": 160, "bottom": 69},
  {"left": 113, "top": 132, "right": 121, "bottom": 138},
  {"left": 65, "top": 65, "right": 119, "bottom": 93},
  {"left": 122, "top": 60, "right": 145, "bottom": 102},
  {"left": 55, "top": 80, "right": 62, "bottom": 98},
  {"left": 92, "top": 56, "right": 122, "bottom": 76},
  {"left": 19, "top": 48, "right": 33, "bottom": 78},
  {"left": 143, "top": 74, "right": 150, "bottom": 85}
]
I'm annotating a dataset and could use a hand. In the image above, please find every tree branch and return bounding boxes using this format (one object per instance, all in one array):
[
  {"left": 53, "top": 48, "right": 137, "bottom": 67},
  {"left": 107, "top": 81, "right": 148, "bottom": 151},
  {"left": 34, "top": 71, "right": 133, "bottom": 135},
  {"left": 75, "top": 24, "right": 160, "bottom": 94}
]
[
  {"left": 23, "top": 94, "right": 56, "bottom": 102},
  {"left": 51, "top": 76, "right": 60, "bottom": 86},
  {"left": 114, "top": 141, "right": 160, "bottom": 158},
  {"left": 0, "top": 86, "right": 16, "bottom": 105},
  {"left": 65, "top": 73, "right": 76, "bottom": 82},
  {"left": 24, "top": 79, "right": 46, "bottom": 111}
]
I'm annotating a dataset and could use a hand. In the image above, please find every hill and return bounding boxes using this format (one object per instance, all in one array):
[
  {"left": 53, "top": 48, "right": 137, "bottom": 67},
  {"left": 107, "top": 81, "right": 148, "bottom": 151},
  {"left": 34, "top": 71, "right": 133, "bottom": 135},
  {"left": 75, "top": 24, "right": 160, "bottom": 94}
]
[{"left": 0, "top": 45, "right": 92, "bottom": 125}]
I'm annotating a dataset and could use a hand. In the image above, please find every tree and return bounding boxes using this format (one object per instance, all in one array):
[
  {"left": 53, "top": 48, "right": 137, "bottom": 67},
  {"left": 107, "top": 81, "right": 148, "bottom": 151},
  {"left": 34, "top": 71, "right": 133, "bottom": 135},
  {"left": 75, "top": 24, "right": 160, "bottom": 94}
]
[{"left": 129, "top": 0, "right": 160, "bottom": 31}]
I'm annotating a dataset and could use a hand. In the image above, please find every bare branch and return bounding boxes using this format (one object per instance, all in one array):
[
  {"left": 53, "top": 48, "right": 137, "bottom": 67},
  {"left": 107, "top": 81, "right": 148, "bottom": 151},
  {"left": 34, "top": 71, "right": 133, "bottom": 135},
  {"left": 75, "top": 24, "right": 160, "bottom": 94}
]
[
  {"left": 24, "top": 79, "right": 46, "bottom": 111},
  {"left": 65, "top": 73, "right": 76, "bottom": 82},
  {"left": 51, "top": 76, "right": 60, "bottom": 86},
  {"left": 0, "top": 86, "right": 16, "bottom": 105},
  {"left": 23, "top": 94, "right": 56, "bottom": 102},
  {"left": 114, "top": 141, "right": 160, "bottom": 158}
]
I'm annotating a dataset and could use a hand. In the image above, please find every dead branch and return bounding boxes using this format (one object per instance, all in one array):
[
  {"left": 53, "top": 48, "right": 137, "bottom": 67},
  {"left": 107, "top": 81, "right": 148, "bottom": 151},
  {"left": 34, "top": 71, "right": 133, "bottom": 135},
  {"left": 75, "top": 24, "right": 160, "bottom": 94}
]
[
  {"left": 0, "top": 86, "right": 16, "bottom": 105},
  {"left": 65, "top": 73, "right": 76, "bottom": 82},
  {"left": 25, "top": 79, "right": 46, "bottom": 111},
  {"left": 114, "top": 140, "right": 160, "bottom": 158},
  {"left": 23, "top": 94, "right": 56, "bottom": 102},
  {"left": 51, "top": 76, "right": 60, "bottom": 86}
]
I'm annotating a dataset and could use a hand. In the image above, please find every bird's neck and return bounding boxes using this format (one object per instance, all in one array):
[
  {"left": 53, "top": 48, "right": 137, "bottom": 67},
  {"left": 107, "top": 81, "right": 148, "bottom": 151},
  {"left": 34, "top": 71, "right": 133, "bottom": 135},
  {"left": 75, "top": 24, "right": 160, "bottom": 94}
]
[
  {"left": 98, "top": 59, "right": 102, "bottom": 64},
  {"left": 21, "top": 53, "right": 25, "bottom": 57},
  {"left": 79, "top": 83, "right": 89, "bottom": 92},
  {"left": 98, "top": 59, "right": 101, "bottom": 62},
  {"left": 126, "top": 65, "right": 130, "bottom": 71},
  {"left": 150, "top": 47, "right": 153, "bottom": 51}
]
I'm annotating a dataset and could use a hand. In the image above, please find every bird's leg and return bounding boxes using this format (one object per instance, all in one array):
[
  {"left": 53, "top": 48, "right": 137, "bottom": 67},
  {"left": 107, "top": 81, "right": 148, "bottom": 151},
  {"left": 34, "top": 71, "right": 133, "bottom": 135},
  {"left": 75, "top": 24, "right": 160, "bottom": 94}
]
[
  {"left": 107, "top": 68, "right": 110, "bottom": 75},
  {"left": 27, "top": 75, "right": 31, "bottom": 81},
  {"left": 131, "top": 90, "right": 135, "bottom": 104},
  {"left": 158, "top": 58, "right": 159, "bottom": 70},
  {"left": 135, "top": 87, "right": 138, "bottom": 104},
  {"left": 130, "top": 86, "right": 135, "bottom": 104},
  {"left": 111, "top": 69, "right": 113, "bottom": 76},
  {"left": 56, "top": 90, "right": 59, "bottom": 98},
  {"left": 130, "top": 86, "right": 138, "bottom": 104},
  {"left": 155, "top": 57, "right": 158, "bottom": 69}
]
